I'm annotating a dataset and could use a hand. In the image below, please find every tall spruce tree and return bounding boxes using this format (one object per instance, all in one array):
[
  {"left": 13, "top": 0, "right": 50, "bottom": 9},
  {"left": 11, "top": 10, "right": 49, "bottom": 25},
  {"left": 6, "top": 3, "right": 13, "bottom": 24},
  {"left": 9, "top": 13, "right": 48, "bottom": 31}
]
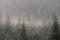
[
  {"left": 4, "top": 13, "right": 13, "bottom": 40},
  {"left": 0, "top": 13, "right": 3, "bottom": 40},
  {"left": 20, "top": 19, "right": 28, "bottom": 40},
  {"left": 33, "top": 33, "right": 39, "bottom": 40},
  {"left": 48, "top": 11, "right": 60, "bottom": 40}
]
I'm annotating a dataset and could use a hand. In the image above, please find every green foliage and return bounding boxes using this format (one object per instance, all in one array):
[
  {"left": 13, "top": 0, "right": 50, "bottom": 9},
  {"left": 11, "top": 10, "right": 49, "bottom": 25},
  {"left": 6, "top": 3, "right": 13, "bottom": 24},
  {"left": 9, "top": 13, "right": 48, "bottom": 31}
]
[
  {"left": 33, "top": 33, "right": 39, "bottom": 40},
  {"left": 20, "top": 23, "right": 28, "bottom": 40},
  {"left": 48, "top": 11, "right": 60, "bottom": 40}
]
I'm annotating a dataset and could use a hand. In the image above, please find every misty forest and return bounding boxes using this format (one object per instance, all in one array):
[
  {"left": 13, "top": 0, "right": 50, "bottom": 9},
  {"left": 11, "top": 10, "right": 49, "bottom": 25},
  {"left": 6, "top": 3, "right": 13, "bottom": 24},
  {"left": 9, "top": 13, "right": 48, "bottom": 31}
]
[{"left": 0, "top": 0, "right": 60, "bottom": 40}]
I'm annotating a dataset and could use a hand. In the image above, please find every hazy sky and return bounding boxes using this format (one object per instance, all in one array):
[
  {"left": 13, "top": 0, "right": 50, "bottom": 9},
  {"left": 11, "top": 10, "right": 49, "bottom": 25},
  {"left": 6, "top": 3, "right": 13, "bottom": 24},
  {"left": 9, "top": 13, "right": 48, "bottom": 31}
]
[{"left": 0, "top": 0, "right": 60, "bottom": 26}]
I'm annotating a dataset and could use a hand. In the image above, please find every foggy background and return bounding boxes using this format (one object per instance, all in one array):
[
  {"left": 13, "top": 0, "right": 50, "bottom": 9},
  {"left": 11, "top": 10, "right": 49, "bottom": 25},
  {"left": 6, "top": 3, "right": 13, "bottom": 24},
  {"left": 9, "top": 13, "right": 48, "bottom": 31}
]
[{"left": 0, "top": 0, "right": 60, "bottom": 26}]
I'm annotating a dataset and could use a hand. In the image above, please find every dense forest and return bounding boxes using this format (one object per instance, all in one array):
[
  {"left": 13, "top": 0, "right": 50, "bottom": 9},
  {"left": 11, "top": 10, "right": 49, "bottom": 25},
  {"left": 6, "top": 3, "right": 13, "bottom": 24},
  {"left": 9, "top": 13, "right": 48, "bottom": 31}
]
[{"left": 0, "top": 11, "right": 60, "bottom": 40}]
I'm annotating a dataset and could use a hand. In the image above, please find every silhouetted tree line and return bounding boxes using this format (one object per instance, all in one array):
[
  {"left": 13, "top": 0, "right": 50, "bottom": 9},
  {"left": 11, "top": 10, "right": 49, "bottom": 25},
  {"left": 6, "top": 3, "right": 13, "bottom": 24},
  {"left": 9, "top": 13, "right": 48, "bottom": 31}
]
[{"left": 0, "top": 11, "right": 60, "bottom": 40}]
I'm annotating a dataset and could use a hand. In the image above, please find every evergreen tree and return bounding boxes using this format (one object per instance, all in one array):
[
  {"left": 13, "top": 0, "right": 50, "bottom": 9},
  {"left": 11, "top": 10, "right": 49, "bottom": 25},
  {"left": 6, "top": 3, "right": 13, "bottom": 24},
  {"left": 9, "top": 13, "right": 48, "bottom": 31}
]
[
  {"left": 33, "top": 33, "right": 39, "bottom": 40},
  {"left": 20, "top": 19, "right": 28, "bottom": 40},
  {"left": 4, "top": 13, "right": 13, "bottom": 40},
  {"left": 48, "top": 11, "right": 60, "bottom": 40},
  {"left": 0, "top": 13, "right": 3, "bottom": 40}
]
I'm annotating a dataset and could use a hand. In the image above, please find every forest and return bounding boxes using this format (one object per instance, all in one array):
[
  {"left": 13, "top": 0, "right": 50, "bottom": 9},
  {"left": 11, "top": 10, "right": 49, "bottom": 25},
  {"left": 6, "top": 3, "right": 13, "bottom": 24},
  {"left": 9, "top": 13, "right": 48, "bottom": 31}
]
[
  {"left": 0, "top": 10, "right": 60, "bottom": 40},
  {"left": 0, "top": 0, "right": 60, "bottom": 40}
]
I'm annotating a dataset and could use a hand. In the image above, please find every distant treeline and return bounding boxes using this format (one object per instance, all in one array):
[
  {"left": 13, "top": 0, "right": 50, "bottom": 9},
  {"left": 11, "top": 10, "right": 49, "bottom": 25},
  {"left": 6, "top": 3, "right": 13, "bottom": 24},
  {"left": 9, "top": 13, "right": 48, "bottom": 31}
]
[{"left": 0, "top": 11, "right": 60, "bottom": 40}]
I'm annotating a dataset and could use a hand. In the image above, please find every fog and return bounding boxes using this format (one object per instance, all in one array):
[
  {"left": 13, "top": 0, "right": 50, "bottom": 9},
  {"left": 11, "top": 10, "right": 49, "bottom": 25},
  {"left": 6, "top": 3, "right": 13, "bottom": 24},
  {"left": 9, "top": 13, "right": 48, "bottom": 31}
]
[
  {"left": 0, "top": 0, "right": 60, "bottom": 40},
  {"left": 0, "top": 0, "right": 60, "bottom": 26}
]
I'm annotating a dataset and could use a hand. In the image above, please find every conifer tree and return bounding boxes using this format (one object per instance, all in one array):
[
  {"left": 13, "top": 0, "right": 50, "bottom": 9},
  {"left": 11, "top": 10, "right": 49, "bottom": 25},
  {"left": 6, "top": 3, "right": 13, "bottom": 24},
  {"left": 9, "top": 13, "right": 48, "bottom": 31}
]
[
  {"left": 20, "top": 18, "right": 28, "bottom": 40},
  {"left": 5, "top": 13, "right": 13, "bottom": 40},
  {"left": 48, "top": 11, "right": 60, "bottom": 40},
  {"left": 33, "top": 33, "right": 39, "bottom": 40},
  {"left": 0, "top": 13, "right": 3, "bottom": 40}
]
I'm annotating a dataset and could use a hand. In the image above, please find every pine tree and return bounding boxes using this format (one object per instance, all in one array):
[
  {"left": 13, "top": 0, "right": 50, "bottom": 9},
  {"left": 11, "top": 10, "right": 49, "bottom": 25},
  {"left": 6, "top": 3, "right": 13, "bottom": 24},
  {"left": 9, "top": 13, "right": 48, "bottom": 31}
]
[
  {"left": 4, "top": 13, "right": 13, "bottom": 40},
  {"left": 33, "top": 33, "right": 39, "bottom": 40},
  {"left": 48, "top": 11, "right": 60, "bottom": 40},
  {"left": 20, "top": 19, "right": 28, "bottom": 40},
  {"left": 0, "top": 13, "right": 3, "bottom": 40}
]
